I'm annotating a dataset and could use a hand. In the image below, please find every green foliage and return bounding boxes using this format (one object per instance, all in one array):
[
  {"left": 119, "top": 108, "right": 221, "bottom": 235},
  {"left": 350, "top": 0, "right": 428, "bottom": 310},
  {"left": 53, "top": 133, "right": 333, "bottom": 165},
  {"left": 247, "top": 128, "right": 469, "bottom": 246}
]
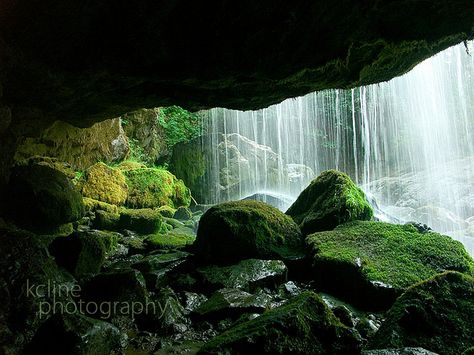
[
  {"left": 156, "top": 106, "right": 202, "bottom": 149},
  {"left": 127, "top": 137, "right": 148, "bottom": 163}
]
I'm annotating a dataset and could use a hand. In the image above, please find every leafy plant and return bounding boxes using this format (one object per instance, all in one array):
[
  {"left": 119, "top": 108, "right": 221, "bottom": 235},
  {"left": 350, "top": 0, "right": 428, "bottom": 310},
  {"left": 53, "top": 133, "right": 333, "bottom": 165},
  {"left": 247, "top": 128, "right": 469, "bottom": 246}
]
[{"left": 156, "top": 106, "right": 202, "bottom": 148}]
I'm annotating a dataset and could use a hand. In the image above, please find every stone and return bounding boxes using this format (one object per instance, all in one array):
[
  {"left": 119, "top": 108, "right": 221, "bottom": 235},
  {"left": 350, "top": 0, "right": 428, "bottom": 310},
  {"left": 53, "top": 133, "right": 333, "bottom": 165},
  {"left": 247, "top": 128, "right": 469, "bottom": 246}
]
[
  {"left": 81, "top": 162, "right": 128, "bottom": 206},
  {"left": 306, "top": 221, "right": 474, "bottom": 311},
  {"left": 197, "top": 259, "right": 287, "bottom": 292},
  {"left": 145, "top": 226, "right": 196, "bottom": 250},
  {"left": 367, "top": 271, "right": 474, "bottom": 354},
  {"left": 5, "top": 163, "right": 84, "bottom": 230},
  {"left": 119, "top": 208, "right": 163, "bottom": 234},
  {"left": 25, "top": 314, "right": 121, "bottom": 355},
  {"left": 173, "top": 206, "right": 193, "bottom": 221},
  {"left": 194, "top": 288, "right": 272, "bottom": 319},
  {"left": 194, "top": 200, "right": 304, "bottom": 265},
  {"left": 286, "top": 170, "right": 373, "bottom": 234},
  {"left": 199, "top": 291, "right": 361, "bottom": 354},
  {"left": 123, "top": 167, "right": 191, "bottom": 209},
  {"left": 362, "top": 349, "right": 438, "bottom": 355}
]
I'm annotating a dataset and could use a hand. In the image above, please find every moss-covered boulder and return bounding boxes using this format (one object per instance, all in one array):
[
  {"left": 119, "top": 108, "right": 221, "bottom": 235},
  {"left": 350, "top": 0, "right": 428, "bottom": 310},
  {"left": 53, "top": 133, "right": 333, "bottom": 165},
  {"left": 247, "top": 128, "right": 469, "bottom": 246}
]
[
  {"left": 5, "top": 163, "right": 84, "bottom": 230},
  {"left": 119, "top": 208, "right": 163, "bottom": 234},
  {"left": 93, "top": 209, "right": 121, "bottom": 230},
  {"left": 49, "top": 230, "right": 118, "bottom": 278},
  {"left": 306, "top": 221, "right": 474, "bottom": 310},
  {"left": 199, "top": 291, "right": 361, "bottom": 354},
  {"left": 174, "top": 206, "right": 193, "bottom": 220},
  {"left": 194, "top": 200, "right": 304, "bottom": 265},
  {"left": 286, "top": 170, "right": 373, "bottom": 235},
  {"left": 81, "top": 162, "right": 128, "bottom": 205},
  {"left": 25, "top": 313, "right": 121, "bottom": 355},
  {"left": 157, "top": 205, "right": 177, "bottom": 218},
  {"left": 123, "top": 167, "right": 191, "bottom": 209},
  {"left": 83, "top": 197, "right": 119, "bottom": 214},
  {"left": 368, "top": 271, "right": 474, "bottom": 354}
]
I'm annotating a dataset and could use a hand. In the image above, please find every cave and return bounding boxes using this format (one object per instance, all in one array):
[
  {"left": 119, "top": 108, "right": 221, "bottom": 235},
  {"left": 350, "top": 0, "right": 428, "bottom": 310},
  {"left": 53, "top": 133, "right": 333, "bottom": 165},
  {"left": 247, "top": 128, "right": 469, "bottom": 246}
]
[{"left": 1, "top": 2, "right": 474, "bottom": 354}]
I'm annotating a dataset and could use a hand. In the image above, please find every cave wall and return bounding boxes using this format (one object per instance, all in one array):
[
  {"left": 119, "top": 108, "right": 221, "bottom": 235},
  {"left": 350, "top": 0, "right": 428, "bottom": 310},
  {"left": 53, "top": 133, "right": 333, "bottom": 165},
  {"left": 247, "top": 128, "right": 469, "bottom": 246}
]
[{"left": 0, "top": 1, "right": 474, "bottom": 194}]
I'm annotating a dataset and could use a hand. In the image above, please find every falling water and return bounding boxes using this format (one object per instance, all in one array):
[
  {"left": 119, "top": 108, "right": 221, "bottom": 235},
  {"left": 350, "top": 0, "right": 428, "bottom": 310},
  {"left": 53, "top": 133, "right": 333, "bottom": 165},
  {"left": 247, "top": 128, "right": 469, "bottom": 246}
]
[{"left": 200, "top": 41, "right": 474, "bottom": 254}]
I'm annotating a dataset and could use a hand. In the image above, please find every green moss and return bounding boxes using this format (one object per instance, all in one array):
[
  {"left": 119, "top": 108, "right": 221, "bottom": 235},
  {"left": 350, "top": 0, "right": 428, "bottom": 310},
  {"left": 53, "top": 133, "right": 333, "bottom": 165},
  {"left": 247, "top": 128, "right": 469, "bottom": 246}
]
[
  {"left": 93, "top": 210, "right": 121, "bottom": 230},
  {"left": 83, "top": 197, "right": 119, "bottom": 214},
  {"left": 123, "top": 167, "right": 191, "bottom": 209},
  {"left": 115, "top": 160, "right": 148, "bottom": 171},
  {"left": 306, "top": 221, "right": 474, "bottom": 310},
  {"left": 286, "top": 170, "right": 373, "bottom": 234},
  {"left": 173, "top": 206, "right": 192, "bottom": 220},
  {"left": 81, "top": 162, "right": 128, "bottom": 206},
  {"left": 194, "top": 200, "right": 304, "bottom": 265},
  {"left": 368, "top": 271, "right": 474, "bottom": 355},
  {"left": 119, "top": 208, "right": 163, "bottom": 234},
  {"left": 146, "top": 229, "right": 196, "bottom": 249},
  {"left": 200, "top": 291, "right": 361, "bottom": 354},
  {"left": 157, "top": 205, "right": 177, "bottom": 218}
]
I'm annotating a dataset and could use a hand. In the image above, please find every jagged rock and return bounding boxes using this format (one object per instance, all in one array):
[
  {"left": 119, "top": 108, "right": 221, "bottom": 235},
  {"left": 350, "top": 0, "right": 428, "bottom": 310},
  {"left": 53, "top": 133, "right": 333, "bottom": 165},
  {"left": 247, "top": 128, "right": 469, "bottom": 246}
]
[
  {"left": 286, "top": 170, "right": 373, "bottom": 234},
  {"left": 25, "top": 314, "right": 121, "bottom": 355},
  {"left": 173, "top": 206, "right": 193, "bottom": 220},
  {"left": 197, "top": 259, "right": 287, "bottom": 292},
  {"left": 368, "top": 271, "right": 474, "bottom": 354},
  {"left": 81, "top": 162, "right": 128, "bottom": 206},
  {"left": 362, "top": 349, "right": 438, "bottom": 355},
  {"left": 5, "top": 163, "right": 84, "bottom": 230},
  {"left": 306, "top": 221, "right": 474, "bottom": 311},
  {"left": 194, "top": 200, "right": 304, "bottom": 265},
  {"left": 199, "top": 291, "right": 361, "bottom": 354}
]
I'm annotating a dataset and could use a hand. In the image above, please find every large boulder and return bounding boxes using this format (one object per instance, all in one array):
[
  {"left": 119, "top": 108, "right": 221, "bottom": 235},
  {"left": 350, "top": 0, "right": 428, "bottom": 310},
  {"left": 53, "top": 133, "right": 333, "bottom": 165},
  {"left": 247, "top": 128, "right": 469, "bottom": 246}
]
[
  {"left": 286, "top": 170, "right": 373, "bottom": 234},
  {"left": 5, "top": 163, "right": 84, "bottom": 230},
  {"left": 193, "top": 200, "right": 304, "bottom": 265},
  {"left": 306, "top": 221, "right": 474, "bottom": 310},
  {"left": 119, "top": 208, "right": 163, "bottom": 234},
  {"left": 123, "top": 167, "right": 191, "bottom": 209},
  {"left": 199, "top": 291, "right": 361, "bottom": 354},
  {"left": 368, "top": 271, "right": 474, "bottom": 354},
  {"left": 81, "top": 162, "right": 128, "bottom": 206}
]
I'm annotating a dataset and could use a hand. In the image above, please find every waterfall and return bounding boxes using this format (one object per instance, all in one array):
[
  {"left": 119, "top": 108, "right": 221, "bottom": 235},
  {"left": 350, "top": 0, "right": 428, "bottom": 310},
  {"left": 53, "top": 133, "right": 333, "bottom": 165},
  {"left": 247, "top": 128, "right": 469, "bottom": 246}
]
[{"left": 201, "top": 41, "right": 474, "bottom": 254}]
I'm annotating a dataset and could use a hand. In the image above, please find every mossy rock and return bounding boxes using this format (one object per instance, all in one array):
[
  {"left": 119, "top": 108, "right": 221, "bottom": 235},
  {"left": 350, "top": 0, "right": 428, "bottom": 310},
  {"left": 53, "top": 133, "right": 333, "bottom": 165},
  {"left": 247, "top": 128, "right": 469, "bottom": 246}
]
[
  {"left": 81, "top": 162, "right": 128, "bottom": 206},
  {"left": 83, "top": 197, "right": 119, "bottom": 214},
  {"left": 25, "top": 313, "right": 121, "bottom": 355},
  {"left": 5, "top": 163, "right": 85, "bottom": 230},
  {"left": 306, "top": 221, "right": 474, "bottom": 310},
  {"left": 368, "top": 271, "right": 474, "bottom": 354},
  {"left": 119, "top": 208, "right": 163, "bottom": 234},
  {"left": 194, "top": 200, "right": 304, "bottom": 265},
  {"left": 157, "top": 205, "right": 177, "bottom": 218},
  {"left": 49, "top": 230, "right": 119, "bottom": 278},
  {"left": 93, "top": 210, "right": 121, "bottom": 230},
  {"left": 146, "top": 227, "right": 196, "bottom": 249},
  {"left": 174, "top": 206, "right": 193, "bottom": 220},
  {"left": 199, "top": 291, "right": 361, "bottom": 354},
  {"left": 286, "top": 170, "right": 373, "bottom": 234},
  {"left": 123, "top": 167, "right": 191, "bottom": 209}
]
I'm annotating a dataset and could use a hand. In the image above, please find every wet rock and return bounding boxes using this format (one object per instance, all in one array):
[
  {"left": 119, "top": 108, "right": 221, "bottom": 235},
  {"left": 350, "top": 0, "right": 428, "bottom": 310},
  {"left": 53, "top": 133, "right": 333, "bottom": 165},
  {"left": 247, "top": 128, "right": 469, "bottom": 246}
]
[
  {"left": 306, "top": 221, "right": 474, "bottom": 311},
  {"left": 362, "top": 348, "right": 438, "bottom": 355},
  {"left": 278, "top": 281, "right": 303, "bottom": 298},
  {"left": 181, "top": 292, "right": 208, "bottom": 314},
  {"left": 286, "top": 170, "right": 373, "bottom": 234},
  {"left": 194, "top": 288, "right": 272, "bottom": 320},
  {"left": 197, "top": 259, "right": 287, "bottom": 292},
  {"left": 5, "top": 163, "right": 84, "bottom": 230},
  {"left": 333, "top": 305, "right": 355, "bottom": 328},
  {"left": 368, "top": 271, "right": 474, "bottom": 354},
  {"left": 194, "top": 200, "right": 304, "bottom": 265},
  {"left": 199, "top": 291, "right": 361, "bottom": 354},
  {"left": 94, "top": 209, "right": 121, "bottom": 230},
  {"left": 25, "top": 314, "right": 121, "bottom": 355},
  {"left": 356, "top": 317, "right": 380, "bottom": 339}
]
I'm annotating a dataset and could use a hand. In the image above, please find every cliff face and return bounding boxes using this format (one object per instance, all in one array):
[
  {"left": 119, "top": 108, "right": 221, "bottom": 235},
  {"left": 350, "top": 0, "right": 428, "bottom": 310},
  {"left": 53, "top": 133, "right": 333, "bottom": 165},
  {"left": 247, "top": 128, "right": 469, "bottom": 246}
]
[{"left": 0, "top": 1, "right": 473, "bottom": 189}]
